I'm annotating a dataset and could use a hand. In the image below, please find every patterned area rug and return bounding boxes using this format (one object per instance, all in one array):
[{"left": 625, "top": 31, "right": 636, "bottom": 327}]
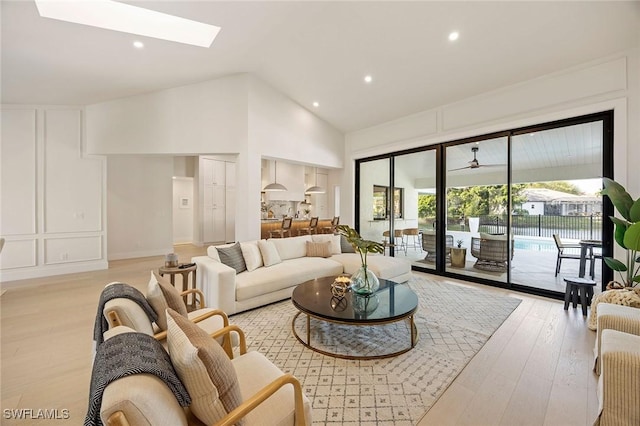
[{"left": 230, "top": 275, "right": 521, "bottom": 425}]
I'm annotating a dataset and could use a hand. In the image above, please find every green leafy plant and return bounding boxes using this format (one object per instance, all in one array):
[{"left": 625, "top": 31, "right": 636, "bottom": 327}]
[
  {"left": 336, "top": 225, "right": 384, "bottom": 269},
  {"left": 601, "top": 178, "right": 640, "bottom": 287},
  {"left": 456, "top": 239, "right": 464, "bottom": 248}
]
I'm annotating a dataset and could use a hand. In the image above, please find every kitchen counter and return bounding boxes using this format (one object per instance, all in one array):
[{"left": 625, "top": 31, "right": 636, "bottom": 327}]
[{"left": 260, "top": 218, "right": 333, "bottom": 239}]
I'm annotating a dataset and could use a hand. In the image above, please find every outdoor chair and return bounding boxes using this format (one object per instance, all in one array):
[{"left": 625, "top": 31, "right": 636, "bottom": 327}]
[
  {"left": 470, "top": 234, "right": 514, "bottom": 271},
  {"left": 552, "top": 234, "right": 582, "bottom": 277},
  {"left": 422, "top": 233, "right": 454, "bottom": 263}
]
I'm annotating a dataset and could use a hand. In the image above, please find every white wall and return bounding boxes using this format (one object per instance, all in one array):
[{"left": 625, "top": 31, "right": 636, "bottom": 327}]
[
  {"left": 0, "top": 106, "right": 107, "bottom": 283},
  {"left": 107, "top": 156, "right": 173, "bottom": 260},
  {"left": 172, "top": 177, "right": 194, "bottom": 244},
  {"left": 343, "top": 51, "right": 640, "bottom": 233},
  {"left": 86, "top": 73, "right": 344, "bottom": 243},
  {"left": 248, "top": 76, "right": 344, "bottom": 238}
]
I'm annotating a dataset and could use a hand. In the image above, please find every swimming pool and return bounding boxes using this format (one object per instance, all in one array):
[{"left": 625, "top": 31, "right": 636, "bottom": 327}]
[{"left": 513, "top": 238, "right": 556, "bottom": 252}]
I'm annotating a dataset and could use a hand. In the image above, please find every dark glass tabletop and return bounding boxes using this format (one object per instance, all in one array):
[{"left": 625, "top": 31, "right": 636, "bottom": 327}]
[{"left": 291, "top": 276, "right": 418, "bottom": 323}]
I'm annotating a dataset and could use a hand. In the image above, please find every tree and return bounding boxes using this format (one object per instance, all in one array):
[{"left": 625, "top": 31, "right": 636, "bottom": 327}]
[
  {"left": 418, "top": 193, "right": 435, "bottom": 218},
  {"left": 528, "top": 181, "right": 583, "bottom": 195}
]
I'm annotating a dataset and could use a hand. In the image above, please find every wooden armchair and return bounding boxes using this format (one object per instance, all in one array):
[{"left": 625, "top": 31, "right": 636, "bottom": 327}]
[{"left": 100, "top": 323, "right": 311, "bottom": 426}]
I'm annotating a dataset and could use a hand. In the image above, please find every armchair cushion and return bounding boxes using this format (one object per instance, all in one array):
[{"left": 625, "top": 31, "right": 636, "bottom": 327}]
[
  {"left": 217, "top": 242, "right": 248, "bottom": 274},
  {"left": 147, "top": 271, "right": 188, "bottom": 330},
  {"left": 166, "top": 309, "right": 244, "bottom": 426}
]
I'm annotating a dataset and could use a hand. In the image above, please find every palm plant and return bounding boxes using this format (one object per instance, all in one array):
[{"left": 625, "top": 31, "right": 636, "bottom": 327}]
[
  {"left": 336, "top": 225, "right": 384, "bottom": 267},
  {"left": 601, "top": 178, "right": 640, "bottom": 287}
]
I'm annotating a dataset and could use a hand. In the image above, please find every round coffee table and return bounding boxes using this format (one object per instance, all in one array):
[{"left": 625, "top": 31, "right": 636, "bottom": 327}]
[{"left": 291, "top": 276, "right": 419, "bottom": 360}]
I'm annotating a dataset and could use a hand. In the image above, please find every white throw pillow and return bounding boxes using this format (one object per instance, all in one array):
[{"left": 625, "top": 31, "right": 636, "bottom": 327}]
[
  {"left": 240, "top": 241, "right": 263, "bottom": 272},
  {"left": 269, "top": 235, "right": 311, "bottom": 260},
  {"left": 311, "top": 234, "right": 341, "bottom": 255},
  {"left": 258, "top": 240, "right": 282, "bottom": 267}
]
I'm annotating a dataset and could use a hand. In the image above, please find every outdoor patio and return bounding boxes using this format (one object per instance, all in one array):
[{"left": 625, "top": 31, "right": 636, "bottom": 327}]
[{"left": 393, "top": 234, "right": 603, "bottom": 295}]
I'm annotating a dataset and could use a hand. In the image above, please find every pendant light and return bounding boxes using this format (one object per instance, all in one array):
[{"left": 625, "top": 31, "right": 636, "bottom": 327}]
[
  {"left": 305, "top": 167, "right": 325, "bottom": 194},
  {"left": 263, "top": 160, "right": 287, "bottom": 191}
]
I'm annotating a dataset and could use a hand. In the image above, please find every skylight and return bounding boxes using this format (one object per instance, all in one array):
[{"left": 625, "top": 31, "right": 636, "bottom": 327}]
[{"left": 34, "top": 0, "right": 221, "bottom": 48}]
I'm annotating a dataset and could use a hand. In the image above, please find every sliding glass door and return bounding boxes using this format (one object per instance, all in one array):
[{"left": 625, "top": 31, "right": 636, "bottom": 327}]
[
  {"left": 445, "top": 137, "right": 508, "bottom": 284},
  {"left": 511, "top": 120, "right": 605, "bottom": 293},
  {"left": 354, "top": 111, "right": 612, "bottom": 298}
]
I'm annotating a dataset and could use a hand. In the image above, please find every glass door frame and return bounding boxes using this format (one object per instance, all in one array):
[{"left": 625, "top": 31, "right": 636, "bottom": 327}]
[{"left": 354, "top": 110, "right": 614, "bottom": 299}]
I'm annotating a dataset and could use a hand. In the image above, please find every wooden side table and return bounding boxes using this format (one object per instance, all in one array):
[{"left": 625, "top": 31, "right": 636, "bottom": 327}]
[{"left": 158, "top": 264, "right": 197, "bottom": 309}]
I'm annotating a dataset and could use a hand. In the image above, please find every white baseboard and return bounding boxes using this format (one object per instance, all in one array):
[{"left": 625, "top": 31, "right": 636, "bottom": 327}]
[{"left": 0, "top": 260, "right": 109, "bottom": 285}]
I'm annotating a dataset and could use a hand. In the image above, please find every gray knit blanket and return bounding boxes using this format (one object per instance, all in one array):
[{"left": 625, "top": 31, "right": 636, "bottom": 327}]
[
  {"left": 93, "top": 283, "right": 158, "bottom": 346},
  {"left": 84, "top": 332, "right": 191, "bottom": 426}
]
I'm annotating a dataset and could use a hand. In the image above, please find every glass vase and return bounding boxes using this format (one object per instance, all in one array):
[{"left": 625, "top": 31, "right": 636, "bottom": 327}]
[{"left": 350, "top": 265, "right": 380, "bottom": 295}]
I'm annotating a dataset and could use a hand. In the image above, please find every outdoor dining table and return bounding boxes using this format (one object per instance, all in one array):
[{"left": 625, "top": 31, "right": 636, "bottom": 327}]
[{"left": 579, "top": 239, "right": 602, "bottom": 278}]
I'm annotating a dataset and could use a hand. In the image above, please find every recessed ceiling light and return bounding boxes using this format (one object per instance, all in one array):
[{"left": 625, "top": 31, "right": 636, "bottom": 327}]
[
  {"left": 133, "top": 41, "right": 144, "bottom": 49},
  {"left": 312, "top": 102, "right": 319, "bottom": 108},
  {"left": 364, "top": 75, "right": 373, "bottom": 83},
  {"left": 34, "top": 0, "right": 221, "bottom": 48},
  {"left": 448, "top": 31, "right": 459, "bottom": 41}
]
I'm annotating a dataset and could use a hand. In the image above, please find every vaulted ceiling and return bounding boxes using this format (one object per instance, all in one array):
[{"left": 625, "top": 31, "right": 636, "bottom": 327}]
[{"left": 2, "top": 1, "right": 639, "bottom": 132}]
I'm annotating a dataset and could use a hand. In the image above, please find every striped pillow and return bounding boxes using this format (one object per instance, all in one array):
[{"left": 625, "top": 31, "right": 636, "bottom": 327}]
[
  {"left": 216, "top": 242, "right": 247, "bottom": 274},
  {"left": 166, "top": 309, "right": 244, "bottom": 425},
  {"left": 306, "top": 241, "right": 331, "bottom": 258}
]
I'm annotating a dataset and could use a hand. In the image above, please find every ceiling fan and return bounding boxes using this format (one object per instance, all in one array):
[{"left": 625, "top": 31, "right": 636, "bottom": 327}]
[{"left": 448, "top": 146, "right": 505, "bottom": 171}]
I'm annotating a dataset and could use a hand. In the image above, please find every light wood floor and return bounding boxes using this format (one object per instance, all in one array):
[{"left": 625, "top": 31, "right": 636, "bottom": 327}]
[{"left": 1, "top": 245, "right": 598, "bottom": 426}]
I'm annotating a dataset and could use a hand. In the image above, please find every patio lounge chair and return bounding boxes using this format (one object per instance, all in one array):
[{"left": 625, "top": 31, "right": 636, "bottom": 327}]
[
  {"left": 422, "top": 233, "right": 454, "bottom": 263},
  {"left": 470, "top": 234, "right": 514, "bottom": 271}
]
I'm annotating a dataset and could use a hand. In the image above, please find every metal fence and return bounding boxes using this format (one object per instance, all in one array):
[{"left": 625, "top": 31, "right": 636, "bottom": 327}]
[{"left": 423, "top": 214, "right": 603, "bottom": 240}]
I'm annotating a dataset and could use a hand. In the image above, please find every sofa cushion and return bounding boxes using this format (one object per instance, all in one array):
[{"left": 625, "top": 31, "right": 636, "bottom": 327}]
[
  {"left": 236, "top": 257, "right": 343, "bottom": 301},
  {"left": 306, "top": 241, "right": 331, "bottom": 258},
  {"left": 330, "top": 253, "right": 411, "bottom": 280},
  {"left": 217, "top": 242, "right": 247, "bottom": 274},
  {"left": 240, "top": 241, "right": 263, "bottom": 272},
  {"left": 166, "top": 309, "right": 244, "bottom": 426},
  {"left": 147, "top": 271, "right": 188, "bottom": 330},
  {"left": 269, "top": 235, "right": 312, "bottom": 260},
  {"left": 311, "top": 234, "right": 341, "bottom": 254},
  {"left": 258, "top": 240, "right": 282, "bottom": 267}
]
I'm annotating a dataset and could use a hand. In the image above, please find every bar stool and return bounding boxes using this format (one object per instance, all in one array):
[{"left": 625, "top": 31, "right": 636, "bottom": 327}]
[
  {"left": 269, "top": 217, "right": 293, "bottom": 238},
  {"left": 403, "top": 228, "right": 421, "bottom": 251},
  {"left": 394, "top": 229, "right": 406, "bottom": 254},
  {"left": 320, "top": 216, "right": 340, "bottom": 234},
  {"left": 298, "top": 217, "right": 319, "bottom": 235}
]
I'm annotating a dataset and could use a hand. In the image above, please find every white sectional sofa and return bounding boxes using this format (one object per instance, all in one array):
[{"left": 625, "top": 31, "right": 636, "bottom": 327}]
[{"left": 192, "top": 234, "right": 412, "bottom": 315}]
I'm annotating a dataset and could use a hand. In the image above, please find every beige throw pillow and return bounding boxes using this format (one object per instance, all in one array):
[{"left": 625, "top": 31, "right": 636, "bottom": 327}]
[
  {"left": 258, "top": 240, "right": 282, "bottom": 267},
  {"left": 166, "top": 309, "right": 244, "bottom": 426},
  {"left": 240, "top": 241, "right": 263, "bottom": 272},
  {"left": 147, "top": 271, "right": 188, "bottom": 330},
  {"left": 306, "top": 241, "right": 332, "bottom": 258}
]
